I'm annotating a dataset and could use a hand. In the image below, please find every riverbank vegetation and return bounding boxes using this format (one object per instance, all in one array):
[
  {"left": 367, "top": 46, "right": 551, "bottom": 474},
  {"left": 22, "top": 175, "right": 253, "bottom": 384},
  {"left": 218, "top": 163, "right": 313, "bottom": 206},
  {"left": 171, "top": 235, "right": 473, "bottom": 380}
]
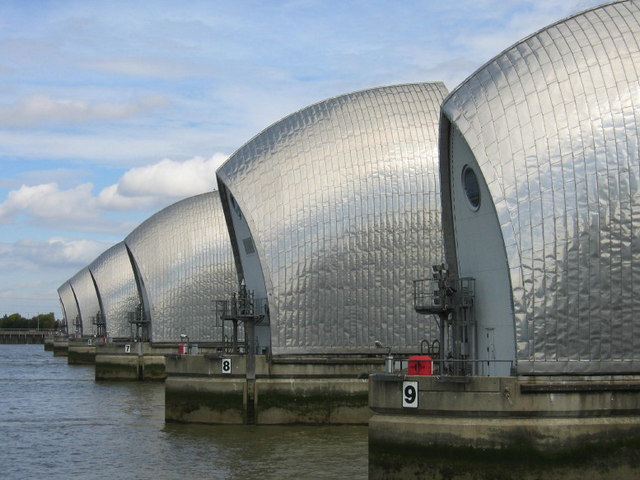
[{"left": 0, "top": 313, "right": 60, "bottom": 330}]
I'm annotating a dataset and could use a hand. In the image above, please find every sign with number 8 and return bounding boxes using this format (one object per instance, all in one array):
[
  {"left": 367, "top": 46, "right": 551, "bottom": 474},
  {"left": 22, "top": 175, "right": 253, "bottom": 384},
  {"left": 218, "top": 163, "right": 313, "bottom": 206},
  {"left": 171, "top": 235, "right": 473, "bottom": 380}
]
[{"left": 221, "top": 358, "right": 232, "bottom": 374}]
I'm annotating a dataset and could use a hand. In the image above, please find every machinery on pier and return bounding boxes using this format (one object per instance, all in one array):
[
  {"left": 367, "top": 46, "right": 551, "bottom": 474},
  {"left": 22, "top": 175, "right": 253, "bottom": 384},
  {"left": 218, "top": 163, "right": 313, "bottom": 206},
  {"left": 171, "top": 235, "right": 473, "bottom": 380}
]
[{"left": 414, "top": 264, "right": 475, "bottom": 376}]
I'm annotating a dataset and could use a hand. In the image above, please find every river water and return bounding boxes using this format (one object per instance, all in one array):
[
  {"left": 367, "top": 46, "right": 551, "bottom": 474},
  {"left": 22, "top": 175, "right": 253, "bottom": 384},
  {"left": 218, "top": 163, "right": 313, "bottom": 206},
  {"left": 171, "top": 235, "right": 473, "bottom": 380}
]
[{"left": 0, "top": 345, "right": 368, "bottom": 480}]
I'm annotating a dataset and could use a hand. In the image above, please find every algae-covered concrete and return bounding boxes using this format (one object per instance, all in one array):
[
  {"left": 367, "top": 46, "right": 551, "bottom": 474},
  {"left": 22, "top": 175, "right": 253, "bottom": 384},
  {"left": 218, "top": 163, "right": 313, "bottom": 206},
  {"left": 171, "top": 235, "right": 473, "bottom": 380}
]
[
  {"left": 165, "top": 354, "right": 382, "bottom": 424},
  {"left": 369, "top": 433, "right": 640, "bottom": 480},
  {"left": 368, "top": 374, "right": 640, "bottom": 479},
  {"left": 67, "top": 339, "right": 96, "bottom": 365},
  {"left": 52, "top": 338, "right": 68, "bottom": 357},
  {"left": 94, "top": 342, "right": 172, "bottom": 381},
  {"left": 166, "top": 376, "right": 246, "bottom": 424},
  {"left": 256, "top": 377, "right": 369, "bottom": 424}
]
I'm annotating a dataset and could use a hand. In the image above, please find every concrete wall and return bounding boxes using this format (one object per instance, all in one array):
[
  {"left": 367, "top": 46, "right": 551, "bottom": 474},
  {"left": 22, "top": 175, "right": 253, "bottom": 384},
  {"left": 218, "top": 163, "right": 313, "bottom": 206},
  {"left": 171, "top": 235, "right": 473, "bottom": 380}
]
[
  {"left": 67, "top": 339, "right": 96, "bottom": 365},
  {"left": 369, "top": 373, "right": 640, "bottom": 479},
  {"left": 166, "top": 354, "right": 382, "bottom": 424},
  {"left": 94, "top": 342, "right": 175, "bottom": 381},
  {"left": 53, "top": 338, "right": 68, "bottom": 357},
  {"left": 94, "top": 342, "right": 235, "bottom": 381}
]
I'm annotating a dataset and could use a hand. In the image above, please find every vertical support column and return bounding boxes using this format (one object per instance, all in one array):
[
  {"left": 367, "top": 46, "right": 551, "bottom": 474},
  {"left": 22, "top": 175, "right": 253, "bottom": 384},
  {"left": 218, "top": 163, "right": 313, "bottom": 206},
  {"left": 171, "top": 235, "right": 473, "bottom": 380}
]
[
  {"left": 438, "top": 313, "right": 447, "bottom": 375},
  {"left": 137, "top": 341, "right": 144, "bottom": 381},
  {"left": 232, "top": 320, "right": 239, "bottom": 353},
  {"left": 245, "top": 318, "right": 256, "bottom": 424}
]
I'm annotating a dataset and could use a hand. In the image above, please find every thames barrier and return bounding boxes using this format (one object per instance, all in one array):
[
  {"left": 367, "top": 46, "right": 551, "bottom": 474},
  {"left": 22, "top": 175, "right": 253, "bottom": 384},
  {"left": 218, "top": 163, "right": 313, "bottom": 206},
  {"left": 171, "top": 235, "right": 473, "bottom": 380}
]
[{"left": 46, "top": 1, "right": 640, "bottom": 478}]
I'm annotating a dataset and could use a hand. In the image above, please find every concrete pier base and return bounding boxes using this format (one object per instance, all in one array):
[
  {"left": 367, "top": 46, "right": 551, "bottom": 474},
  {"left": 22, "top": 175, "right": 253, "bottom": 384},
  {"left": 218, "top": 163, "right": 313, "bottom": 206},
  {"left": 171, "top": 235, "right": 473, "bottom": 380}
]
[
  {"left": 44, "top": 337, "right": 54, "bottom": 351},
  {"left": 368, "top": 374, "right": 640, "bottom": 479},
  {"left": 165, "top": 354, "right": 380, "bottom": 425},
  {"left": 67, "top": 339, "right": 96, "bottom": 365},
  {"left": 166, "top": 375, "right": 246, "bottom": 423},
  {"left": 52, "top": 338, "right": 69, "bottom": 357},
  {"left": 94, "top": 342, "right": 171, "bottom": 381}
]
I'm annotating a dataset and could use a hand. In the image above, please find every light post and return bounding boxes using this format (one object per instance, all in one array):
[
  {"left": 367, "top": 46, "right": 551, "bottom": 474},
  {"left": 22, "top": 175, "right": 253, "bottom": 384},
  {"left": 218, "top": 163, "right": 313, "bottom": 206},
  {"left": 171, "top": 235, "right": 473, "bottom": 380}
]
[{"left": 375, "top": 340, "right": 394, "bottom": 373}]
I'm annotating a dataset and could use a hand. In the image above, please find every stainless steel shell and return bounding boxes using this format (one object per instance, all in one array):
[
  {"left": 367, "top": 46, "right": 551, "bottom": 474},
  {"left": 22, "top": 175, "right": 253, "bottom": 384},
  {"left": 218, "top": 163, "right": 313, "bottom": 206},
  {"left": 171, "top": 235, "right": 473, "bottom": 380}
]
[
  {"left": 57, "top": 281, "right": 79, "bottom": 334},
  {"left": 67, "top": 267, "right": 100, "bottom": 336},
  {"left": 217, "top": 83, "right": 447, "bottom": 355},
  {"left": 88, "top": 242, "right": 140, "bottom": 339},
  {"left": 124, "top": 191, "right": 237, "bottom": 342},
  {"left": 441, "top": 0, "right": 640, "bottom": 374}
]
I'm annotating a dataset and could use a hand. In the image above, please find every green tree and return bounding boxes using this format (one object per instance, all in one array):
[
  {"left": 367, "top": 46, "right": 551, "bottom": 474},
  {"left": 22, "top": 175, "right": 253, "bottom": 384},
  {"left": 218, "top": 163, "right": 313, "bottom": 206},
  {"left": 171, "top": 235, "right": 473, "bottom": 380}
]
[
  {"left": 0, "top": 312, "right": 60, "bottom": 329},
  {"left": 0, "top": 313, "right": 27, "bottom": 328},
  {"left": 31, "top": 313, "right": 57, "bottom": 329}
]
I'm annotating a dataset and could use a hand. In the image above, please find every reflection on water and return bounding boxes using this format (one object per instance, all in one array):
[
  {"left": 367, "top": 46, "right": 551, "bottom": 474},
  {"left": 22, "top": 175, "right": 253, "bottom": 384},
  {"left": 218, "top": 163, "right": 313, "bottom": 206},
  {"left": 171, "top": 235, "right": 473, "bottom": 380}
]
[{"left": 0, "top": 345, "right": 367, "bottom": 480}]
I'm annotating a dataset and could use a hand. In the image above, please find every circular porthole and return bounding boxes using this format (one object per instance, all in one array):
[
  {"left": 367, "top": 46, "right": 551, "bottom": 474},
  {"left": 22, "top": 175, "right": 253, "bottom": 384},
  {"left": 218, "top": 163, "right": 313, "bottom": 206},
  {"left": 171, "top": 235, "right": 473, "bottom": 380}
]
[{"left": 462, "top": 165, "right": 480, "bottom": 211}]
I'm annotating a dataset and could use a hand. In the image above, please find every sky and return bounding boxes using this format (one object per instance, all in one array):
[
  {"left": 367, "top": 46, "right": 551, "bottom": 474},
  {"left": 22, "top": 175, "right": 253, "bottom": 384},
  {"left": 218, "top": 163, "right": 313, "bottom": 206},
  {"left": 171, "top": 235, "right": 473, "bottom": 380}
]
[{"left": 0, "top": 0, "right": 605, "bottom": 318}]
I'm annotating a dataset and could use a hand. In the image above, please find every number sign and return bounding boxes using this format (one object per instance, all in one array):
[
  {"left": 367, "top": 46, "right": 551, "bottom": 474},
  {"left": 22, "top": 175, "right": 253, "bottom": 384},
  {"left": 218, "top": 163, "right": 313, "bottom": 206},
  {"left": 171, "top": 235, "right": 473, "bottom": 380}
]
[
  {"left": 124, "top": 344, "right": 131, "bottom": 354},
  {"left": 221, "top": 358, "right": 232, "bottom": 374},
  {"left": 402, "top": 381, "right": 419, "bottom": 408}
]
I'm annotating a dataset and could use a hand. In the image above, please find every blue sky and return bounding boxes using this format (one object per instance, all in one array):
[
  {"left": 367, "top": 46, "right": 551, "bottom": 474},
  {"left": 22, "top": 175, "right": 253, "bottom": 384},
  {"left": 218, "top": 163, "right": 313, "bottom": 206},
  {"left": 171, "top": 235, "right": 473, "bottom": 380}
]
[{"left": 0, "top": 0, "right": 604, "bottom": 317}]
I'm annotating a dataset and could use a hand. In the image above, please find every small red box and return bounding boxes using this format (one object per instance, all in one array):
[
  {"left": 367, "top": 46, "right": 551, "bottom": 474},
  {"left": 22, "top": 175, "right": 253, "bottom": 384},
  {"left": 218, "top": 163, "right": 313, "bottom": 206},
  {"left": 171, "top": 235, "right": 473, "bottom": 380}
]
[
  {"left": 408, "top": 355, "right": 432, "bottom": 375},
  {"left": 178, "top": 343, "right": 186, "bottom": 354}
]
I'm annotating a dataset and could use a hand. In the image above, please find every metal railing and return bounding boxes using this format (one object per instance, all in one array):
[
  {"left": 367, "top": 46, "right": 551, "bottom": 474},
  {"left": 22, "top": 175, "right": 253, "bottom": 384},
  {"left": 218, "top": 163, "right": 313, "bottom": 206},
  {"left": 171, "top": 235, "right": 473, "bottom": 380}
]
[
  {"left": 217, "top": 296, "right": 268, "bottom": 319},
  {"left": 0, "top": 329, "right": 57, "bottom": 334},
  {"left": 413, "top": 277, "right": 475, "bottom": 314},
  {"left": 388, "top": 356, "right": 515, "bottom": 377}
]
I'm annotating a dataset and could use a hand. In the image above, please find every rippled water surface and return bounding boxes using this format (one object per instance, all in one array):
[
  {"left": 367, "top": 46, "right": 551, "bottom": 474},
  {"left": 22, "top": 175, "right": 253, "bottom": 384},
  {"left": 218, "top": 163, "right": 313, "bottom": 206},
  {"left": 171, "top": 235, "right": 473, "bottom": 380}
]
[{"left": 0, "top": 345, "right": 368, "bottom": 480}]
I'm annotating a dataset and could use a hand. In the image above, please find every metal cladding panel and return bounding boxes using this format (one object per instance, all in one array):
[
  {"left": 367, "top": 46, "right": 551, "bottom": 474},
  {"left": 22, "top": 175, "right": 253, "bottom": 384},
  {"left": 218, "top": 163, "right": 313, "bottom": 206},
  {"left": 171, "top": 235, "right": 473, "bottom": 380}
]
[
  {"left": 124, "top": 191, "right": 237, "bottom": 342},
  {"left": 57, "top": 282, "right": 78, "bottom": 330},
  {"left": 441, "top": 0, "right": 640, "bottom": 374},
  {"left": 68, "top": 267, "right": 100, "bottom": 336},
  {"left": 88, "top": 242, "right": 140, "bottom": 339},
  {"left": 217, "top": 83, "right": 447, "bottom": 355}
]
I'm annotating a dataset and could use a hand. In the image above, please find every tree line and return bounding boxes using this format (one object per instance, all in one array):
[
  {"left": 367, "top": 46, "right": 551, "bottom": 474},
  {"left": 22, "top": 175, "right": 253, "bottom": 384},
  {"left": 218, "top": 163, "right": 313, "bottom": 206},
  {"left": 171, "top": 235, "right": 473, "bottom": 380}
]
[{"left": 0, "top": 313, "right": 61, "bottom": 330}]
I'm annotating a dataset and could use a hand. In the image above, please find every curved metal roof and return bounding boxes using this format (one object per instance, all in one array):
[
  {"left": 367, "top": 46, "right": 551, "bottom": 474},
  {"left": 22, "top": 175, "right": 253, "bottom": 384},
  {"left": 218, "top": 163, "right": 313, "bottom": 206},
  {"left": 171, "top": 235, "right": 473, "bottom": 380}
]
[
  {"left": 217, "top": 83, "right": 447, "bottom": 354},
  {"left": 124, "top": 191, "right": 236, "bottom": 342},
  {"left": 57, "top": 281, "right": 79, "bottom": 334},
  {"left": 88, "top": 242, "right": 140, "bottom": 339},
  {"left": 441, "top": 0, "right": 640, "bottom": 373},
  {"left": 67, "top": 267, "right": 100, "bottom": 336}
]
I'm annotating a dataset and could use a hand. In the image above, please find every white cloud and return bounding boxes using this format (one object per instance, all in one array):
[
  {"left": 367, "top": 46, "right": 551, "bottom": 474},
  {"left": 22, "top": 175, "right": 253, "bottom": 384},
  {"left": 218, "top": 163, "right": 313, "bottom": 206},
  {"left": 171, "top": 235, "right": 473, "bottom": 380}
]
[
  {"left": 0, "top": 236, "right": 103, "bottom": 315},
  {"left": 0, "top": 237, "right": 108, "bottom": 270},
  {"left": 96, "top": 184, "right": 157, "bottom": 211},
  {"left": 0, "top": 94, "right": 169, "bottom": 127},
  {"left": 0, "top": 154, "right": 227, "bottom": 226},
  {"left": 0, "top": 182, "right": 97, "bottom": 222},
  {"left": 115, "top": 154, "right": 227, "bottom": 198}
]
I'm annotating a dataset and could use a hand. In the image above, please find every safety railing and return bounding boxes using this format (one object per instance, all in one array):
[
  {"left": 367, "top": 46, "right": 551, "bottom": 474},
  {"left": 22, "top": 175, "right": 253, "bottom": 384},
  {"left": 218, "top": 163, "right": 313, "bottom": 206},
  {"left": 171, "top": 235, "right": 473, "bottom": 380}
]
[
  {"left": 385, "top": 356, "right": 515, "bottom": 377},
  {"left": 413, "top": 277, "right": 475, "bottom": 314}
]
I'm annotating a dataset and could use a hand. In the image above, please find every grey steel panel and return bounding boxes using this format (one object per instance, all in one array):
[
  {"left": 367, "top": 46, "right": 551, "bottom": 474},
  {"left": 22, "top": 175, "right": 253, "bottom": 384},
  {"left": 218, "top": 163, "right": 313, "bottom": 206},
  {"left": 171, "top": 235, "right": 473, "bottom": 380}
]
[
  {"left": 124, "top": 191, "right": 237, "bottom": 342},
  {"left": 68, "top": 267, "right": 100, "bottom": 336},
  {"left": 217, "top": 83, "right": 447, "bottom": 355},
  {"left": 57, "top": 281, "right": 79, "bottom": 333},
  {"left": 88, "top": 242, "right": 140, "bottom": 339},
  {"left": 441, "top": 0, "right": 640, "bottom": 374}
]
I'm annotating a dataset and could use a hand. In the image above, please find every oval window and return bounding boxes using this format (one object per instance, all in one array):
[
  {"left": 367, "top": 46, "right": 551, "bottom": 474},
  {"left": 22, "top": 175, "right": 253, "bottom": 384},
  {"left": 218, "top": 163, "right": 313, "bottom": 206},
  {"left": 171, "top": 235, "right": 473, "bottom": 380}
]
[{"left": 462, "top": 165, "right": 480, "bottom": 211}]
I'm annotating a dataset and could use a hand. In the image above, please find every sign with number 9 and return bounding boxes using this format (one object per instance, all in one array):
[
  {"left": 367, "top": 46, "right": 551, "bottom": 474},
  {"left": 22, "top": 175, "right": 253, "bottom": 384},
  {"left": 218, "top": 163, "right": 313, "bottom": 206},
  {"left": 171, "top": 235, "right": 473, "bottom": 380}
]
[{"left": 402, "top": 381, "right": 418, "bottom": 408}]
